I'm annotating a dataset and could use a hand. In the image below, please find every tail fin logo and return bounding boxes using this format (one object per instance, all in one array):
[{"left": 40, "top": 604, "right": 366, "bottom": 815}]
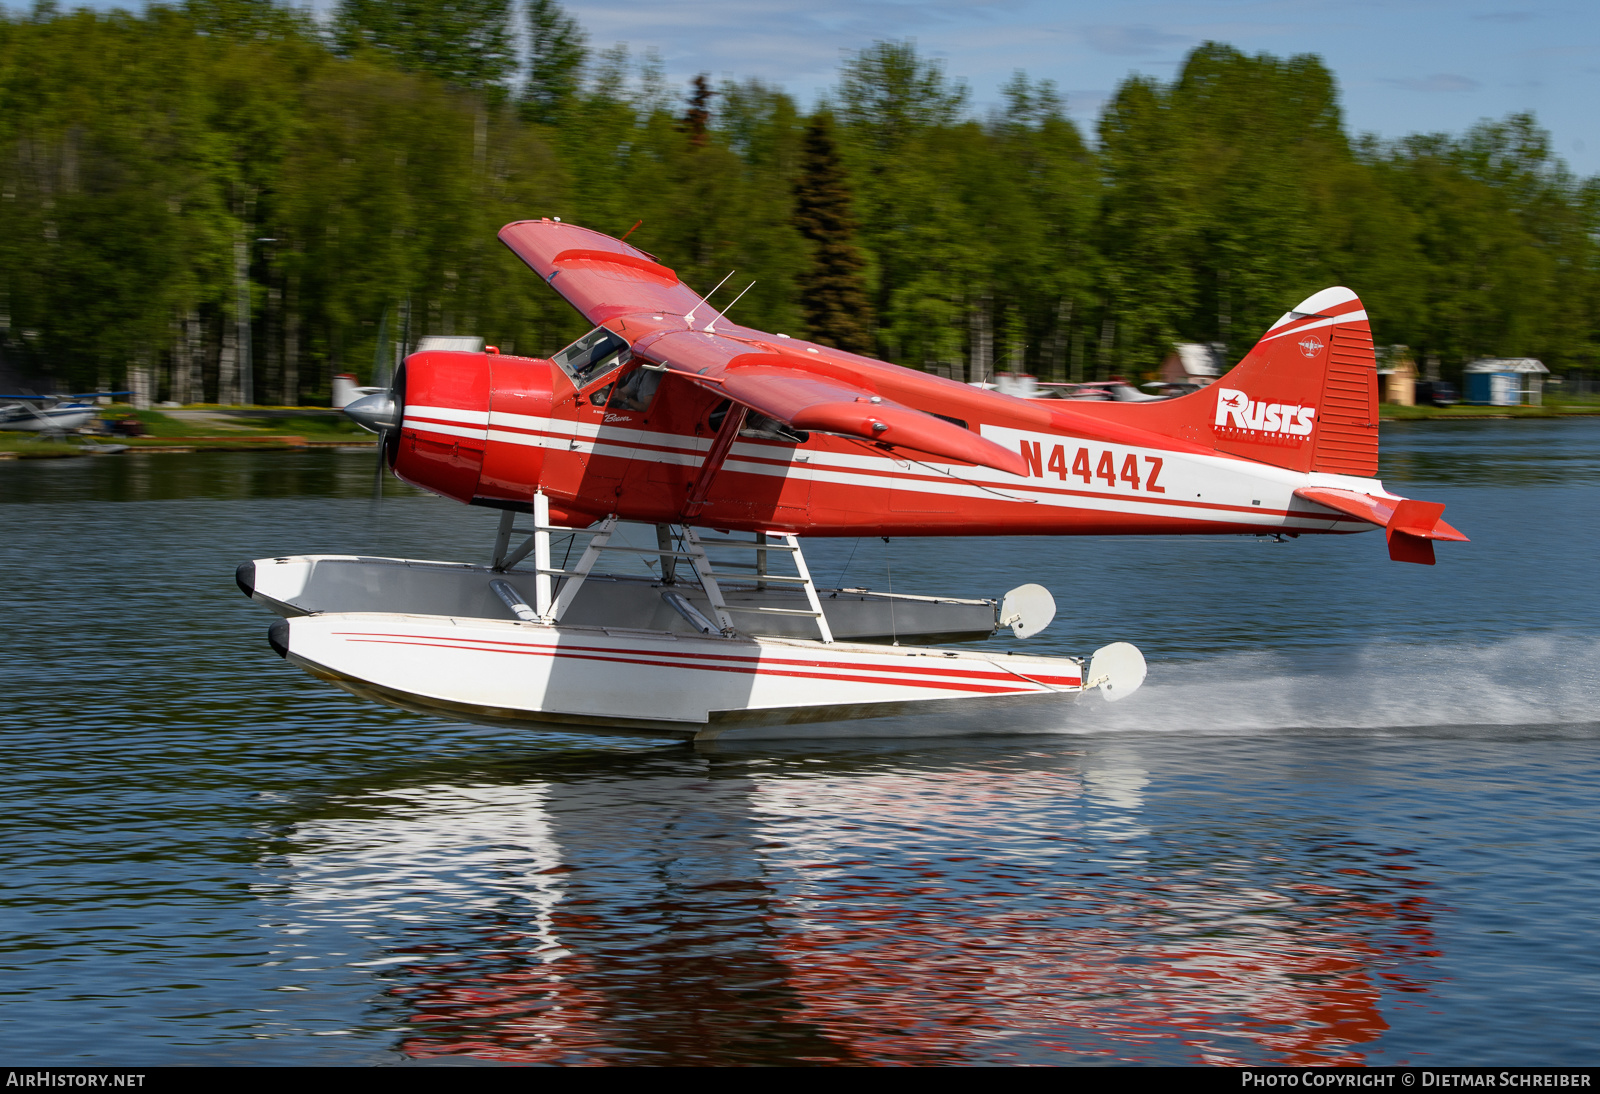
[
  {"left": 1297, "top": 335, "right": 1326, "bottom": 358},
  {"left": 1213, "top": 387, "right": 1316, "bottom": 438}
]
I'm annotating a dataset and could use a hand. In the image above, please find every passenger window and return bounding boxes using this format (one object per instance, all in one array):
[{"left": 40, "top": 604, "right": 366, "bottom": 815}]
[
  {"left": 588, "top": 383, "right": 614, "bottom": 407},
  {"left": 707, "top": 400, "right": 808, "bottom": 443},
  {"left": 607, "top": 367, "right": 663, "bottom": 413},
  {"left": 742, "top": 412, "right": 808, "bottom": 444}
]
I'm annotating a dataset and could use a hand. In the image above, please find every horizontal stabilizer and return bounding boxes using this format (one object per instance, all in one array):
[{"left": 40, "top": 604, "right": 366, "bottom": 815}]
[{"left": 1293, "top": 486, "right": 1468, "bottom": 565}]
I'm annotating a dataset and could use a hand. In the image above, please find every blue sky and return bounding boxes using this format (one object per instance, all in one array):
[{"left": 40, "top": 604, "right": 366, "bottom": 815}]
[
  {"left": 22, "top": 0, "right": 1600, "bottom": 175},
  {"left": 559, "top": 0, "right": 1596, "bottom": 174}
]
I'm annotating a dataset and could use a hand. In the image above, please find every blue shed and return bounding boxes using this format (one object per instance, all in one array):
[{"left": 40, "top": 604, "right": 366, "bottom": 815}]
[{"left": 1464, "top": 358, "right": 1548, "bottom": 406}]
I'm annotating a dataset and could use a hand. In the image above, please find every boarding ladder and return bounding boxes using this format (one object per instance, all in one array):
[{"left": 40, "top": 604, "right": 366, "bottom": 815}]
[{"left": 489, "top": 491, "right": 833, "bottom": 642}]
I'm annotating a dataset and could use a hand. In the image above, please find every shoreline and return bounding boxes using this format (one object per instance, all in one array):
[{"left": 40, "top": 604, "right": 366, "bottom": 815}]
[
  {"left": 0, "top": 405, "right": 379, "bottom": 458},
  {"left": 0, "top": 438, "right": 375, "bottom": 460},
  {"left": 1379, "top": 405, "right": 1600, "bottom": 421},
  {"left": 3, "top": 405, "right": 1594, "bottom": 460}
]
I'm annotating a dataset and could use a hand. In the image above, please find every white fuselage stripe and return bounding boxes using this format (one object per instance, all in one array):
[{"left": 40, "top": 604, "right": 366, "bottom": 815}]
[
  {"left": 408, "top": 404, "right": 490, "bottom": 425},
  {"left": 406, "top": 407, "right": 1383, "bottom": 530},
  {"left": 402, "top": 418, "right": 489, "bottom": 442}
]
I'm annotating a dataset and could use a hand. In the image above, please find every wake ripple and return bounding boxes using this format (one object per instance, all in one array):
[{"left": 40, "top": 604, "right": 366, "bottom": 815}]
[{"left": 1073, "top": 635, "right": 1600, "bottom": 734}]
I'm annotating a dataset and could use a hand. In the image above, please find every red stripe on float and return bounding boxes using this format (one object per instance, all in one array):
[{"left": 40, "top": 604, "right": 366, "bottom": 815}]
[
  {"left": 330, "top": 633, "right": 1067, "bottom": 693},
  {"left": 331, "top": 630, "right": 1078, "bottom": 685}
]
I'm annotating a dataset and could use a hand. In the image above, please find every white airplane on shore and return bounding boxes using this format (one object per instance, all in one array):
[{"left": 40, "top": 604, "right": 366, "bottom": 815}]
[{"left": 0, "top": 392, "right": 130, "bottom": 437}]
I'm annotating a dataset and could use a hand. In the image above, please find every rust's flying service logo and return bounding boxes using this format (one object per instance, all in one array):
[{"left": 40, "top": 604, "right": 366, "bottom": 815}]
[
  {"left": 1297, "top": 334, "right": 1326, "bottom": 358},
  {"left": 1214, "top": 387, "right": 1316, "bottom": 437}
]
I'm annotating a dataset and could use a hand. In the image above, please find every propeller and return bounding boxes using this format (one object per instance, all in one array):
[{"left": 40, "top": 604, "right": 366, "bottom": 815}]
[
  {"left": 344, "top": 385, "right": 399, "bottom": 502},
  {"left": 346, "top": 303, "right": 406, "bottom": 505}
]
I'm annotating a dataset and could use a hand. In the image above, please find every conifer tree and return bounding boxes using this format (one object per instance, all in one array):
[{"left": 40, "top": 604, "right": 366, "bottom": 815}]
[
  {"left": 792, "top": 113, "right": 874, "bottom": 354},
  {"left": 682, "top": 74, "right": 712, "bottom": 149}
]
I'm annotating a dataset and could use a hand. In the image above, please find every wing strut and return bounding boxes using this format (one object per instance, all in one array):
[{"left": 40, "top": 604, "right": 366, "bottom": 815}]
[{"left": 684, "top": 404, "right": 747, "bottom": 518}]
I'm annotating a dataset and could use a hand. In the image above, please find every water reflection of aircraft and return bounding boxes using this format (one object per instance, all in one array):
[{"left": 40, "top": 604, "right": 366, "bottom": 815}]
[
  {"left": 263, "top": 745, "right": 1439, "bottom": 1065},
  {"left": 0, "top": 391, "right": 130, "bottom": 439}
]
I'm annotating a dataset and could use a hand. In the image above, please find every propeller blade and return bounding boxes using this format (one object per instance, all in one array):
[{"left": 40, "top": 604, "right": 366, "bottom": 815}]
[
  {"left": 345, "top": 388, "right": 398, "bottom": 507},
  {"left": 372, "top": 426, "right": 387, "bottom": 502},
  {"left": 347, "top": 373, "right": 403, "bottom": 542}
]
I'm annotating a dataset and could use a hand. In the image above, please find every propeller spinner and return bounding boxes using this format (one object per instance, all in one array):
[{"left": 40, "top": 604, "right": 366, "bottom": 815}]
[{"left": 344, "top": 390, "right": 398, "bottom": 434}]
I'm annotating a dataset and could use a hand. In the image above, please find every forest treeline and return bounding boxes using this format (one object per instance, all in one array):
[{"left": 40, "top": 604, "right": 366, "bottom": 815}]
[{"left": 1, "top": 0, "right": 1595, "bottom": 403}]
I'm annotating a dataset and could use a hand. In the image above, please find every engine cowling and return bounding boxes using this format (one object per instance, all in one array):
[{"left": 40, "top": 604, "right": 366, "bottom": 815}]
[{"left": 391, "top": 349, "right": 555, "bottom": 511}]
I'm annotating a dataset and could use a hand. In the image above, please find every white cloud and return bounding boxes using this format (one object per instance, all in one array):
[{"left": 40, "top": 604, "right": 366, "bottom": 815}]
[
  {"left": 1078, "top": 24, "right": 1193, "bottom": 56},
  {"left": 1384, "top": 73, "right": 1482, "bottom": 92}
]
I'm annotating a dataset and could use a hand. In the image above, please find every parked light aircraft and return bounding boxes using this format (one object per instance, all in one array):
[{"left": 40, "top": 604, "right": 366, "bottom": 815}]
[{"left": 0, "top": 392, "right": 128, "bottom": 436}]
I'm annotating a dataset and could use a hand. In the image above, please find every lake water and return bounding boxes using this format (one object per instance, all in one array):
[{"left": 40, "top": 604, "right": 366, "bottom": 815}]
[{"left": 1, "top": 421, "right": 1597, "bottom": 1065}]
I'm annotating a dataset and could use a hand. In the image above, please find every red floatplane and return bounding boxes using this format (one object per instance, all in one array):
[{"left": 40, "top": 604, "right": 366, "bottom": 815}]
[{"left": 238, "top": 220, "right": 1466, "bottom": 741}]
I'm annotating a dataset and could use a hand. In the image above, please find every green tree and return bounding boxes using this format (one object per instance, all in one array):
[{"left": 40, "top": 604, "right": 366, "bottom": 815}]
[
  {"left": 792, "top": 112, "right": 873, "bottom": 353},
  {"left": 988, "top": 72, "right": 1099, "bottom": 380},
  {"left": 1366, "top": 115, "right": 1598, "bottom": 376},
  {"left": 181, "top": 0, "right": 310, "bottom": 41},
  {"left": 0, "top": 4, "right": 1592, "bottom": 402},
  {"left": 831, "top": 41, "right": 975, "bottom": 364},
  {"left": 595, "top": 75, "right": 804, "bottom": 340},
  {"left": 1098, "top": 44, "right": 1354, "bottom": 371},
  {"left": 333, "top": 0, "right": 515, "bottom": 94},
  {"left": 522, "top": 0, "right": 586, "bottom": 127},
  {"left": 836, "top": 40, "right": 967, "bottom": 155}
]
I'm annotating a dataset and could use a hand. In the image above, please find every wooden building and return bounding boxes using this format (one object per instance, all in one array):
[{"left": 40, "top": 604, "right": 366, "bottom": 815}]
[{"left": 1377, "top": 346, "right": 1417, "bottom": 406}]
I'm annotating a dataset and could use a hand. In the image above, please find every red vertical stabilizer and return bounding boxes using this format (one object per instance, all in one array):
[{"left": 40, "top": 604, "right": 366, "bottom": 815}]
[
  {"left": 1053, "top": 287, "right": 1380, "bottom": 477},
  {"left": 1208, "top": 287, "right": 1378, "bottom": 476}
]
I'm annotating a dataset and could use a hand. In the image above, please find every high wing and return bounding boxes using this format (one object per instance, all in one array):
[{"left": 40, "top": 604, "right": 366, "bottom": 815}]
[
  {"left": 499, "top": 218, "right": 1033, "bottom": 477},
  {"left": 498, "top": 222, "right": 704, "bottom": 322}
]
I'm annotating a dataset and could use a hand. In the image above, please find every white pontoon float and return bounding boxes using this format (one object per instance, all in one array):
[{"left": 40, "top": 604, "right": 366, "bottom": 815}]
[{"left": 238, "top": 501, "right": 1144, "bottom": 742}]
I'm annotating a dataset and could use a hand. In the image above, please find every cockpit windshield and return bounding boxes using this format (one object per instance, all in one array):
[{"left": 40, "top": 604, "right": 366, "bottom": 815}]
[{"left": 552, "top": 326, "right": 631, "bottom": 389}]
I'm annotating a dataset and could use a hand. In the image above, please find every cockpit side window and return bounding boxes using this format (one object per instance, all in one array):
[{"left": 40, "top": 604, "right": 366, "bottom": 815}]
[
  {"left": 552, "top": 327, "right": 632, "bottom": 390},
  {"left": 607, "top": 366, "right": 663, "bottom": 413}
]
